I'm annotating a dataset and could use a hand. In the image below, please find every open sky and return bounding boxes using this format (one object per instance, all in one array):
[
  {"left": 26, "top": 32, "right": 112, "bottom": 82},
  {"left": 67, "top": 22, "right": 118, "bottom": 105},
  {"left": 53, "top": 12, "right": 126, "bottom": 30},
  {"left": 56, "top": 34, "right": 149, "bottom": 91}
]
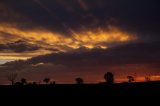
[{"left": 0, "top": 0, "right": 160, "bottom": 84}]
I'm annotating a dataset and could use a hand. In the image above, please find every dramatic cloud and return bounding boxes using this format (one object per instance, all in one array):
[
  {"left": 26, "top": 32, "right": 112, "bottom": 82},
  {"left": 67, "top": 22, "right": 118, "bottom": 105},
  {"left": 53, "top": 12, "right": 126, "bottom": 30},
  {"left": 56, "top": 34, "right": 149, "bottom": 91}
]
[
  {"left": 25, "top": 42, "right": 160, "bottom": 66},
  {"left": 2, "top": 42, "right": 160, "bottom": 70},
  {"left": 0, "top": 23, "right": 136, "bottom": 52},
  {"left": 0, "top": 40, "right": 40, "bottom": 52},
  {"left": 0, "top": 41, "right": 160, "bottom": 83},
  {"left": 1, "top": 0, "right": 159, "bottom": 37},
  {"left": 0, "top": 0, "right": 159, "bottom": 57},
  {"left": 0, "top": 0, "right": 160, "bottom": 83}
]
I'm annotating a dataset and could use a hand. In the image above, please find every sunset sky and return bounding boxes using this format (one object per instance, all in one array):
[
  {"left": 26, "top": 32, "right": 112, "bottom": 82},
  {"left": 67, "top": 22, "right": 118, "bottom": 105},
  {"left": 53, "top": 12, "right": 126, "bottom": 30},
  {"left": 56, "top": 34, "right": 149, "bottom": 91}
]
[{"left": 0, "top": 0, "right": 160, "bottom": 84}]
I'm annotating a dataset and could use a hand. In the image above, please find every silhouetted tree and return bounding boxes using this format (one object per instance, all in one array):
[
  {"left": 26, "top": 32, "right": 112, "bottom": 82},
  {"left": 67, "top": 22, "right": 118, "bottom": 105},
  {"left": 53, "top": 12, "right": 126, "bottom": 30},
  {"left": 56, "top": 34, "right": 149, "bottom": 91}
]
[
  {"left": 50, "top": 81, "right": 56, "bottom": 85},
  {"left": 127, "top": 76, "right": 135, "bottom": 83},
  {"left": 43, "top": 78, "right": 50, "bottom": 84},
  {"left": 145, "top": 76, "right": 151, "bottom": 82},
  {"left": 6, "top": 73, "right": 18, "bottom": 85},
  {"left": 21, "top": 78, "right": 27, "bottom": 85},
  {"left": 104, "top": 72, "right": 114, "bottom": 84},
  {"left": 32, "top": 82, "right": 37, "bottom": 85},
  {"left": 75, "top": 78, "right": 84, "bottom": 84}
]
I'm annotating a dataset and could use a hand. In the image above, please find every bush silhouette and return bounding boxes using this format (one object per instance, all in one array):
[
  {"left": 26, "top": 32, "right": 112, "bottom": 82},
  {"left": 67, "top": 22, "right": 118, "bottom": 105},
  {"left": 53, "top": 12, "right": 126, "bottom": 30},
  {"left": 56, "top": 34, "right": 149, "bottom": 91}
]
[
  {"left": 75, "top": 78, "right": 84, "bottom": 84},
  {"left": 50, "top": 81, "right": 56, "bottom": 85},
  {"left": 145, "top": 76, "right": 151, "bottom": 82},
  {"left": 43, "top": 78, "right": 50, "bottom": 84},
  {"left": 32, "top": 82, "right": 37, "bottom": 85},
  {"left": 104, "top": 72, "right": 114, "bottom": 84},
  {"left": 127, "top": 76, "right": 135, "bottom": 83},
  {"left": 21, "top": 78, "right": 27, "bottom": 85}
]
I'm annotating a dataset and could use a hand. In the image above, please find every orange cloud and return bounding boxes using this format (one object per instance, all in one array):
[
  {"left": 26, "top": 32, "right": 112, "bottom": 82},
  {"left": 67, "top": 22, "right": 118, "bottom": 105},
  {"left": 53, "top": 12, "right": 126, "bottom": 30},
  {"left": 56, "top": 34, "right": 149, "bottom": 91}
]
[
  {"left": 0, "top": 49, "right": 52, "bottom": 60},
  {"left": 0, "top": 23, "right": 136, "bottom": 60},
  {"left": 74, "top": 26, "right": 136, "bottom": 48}
]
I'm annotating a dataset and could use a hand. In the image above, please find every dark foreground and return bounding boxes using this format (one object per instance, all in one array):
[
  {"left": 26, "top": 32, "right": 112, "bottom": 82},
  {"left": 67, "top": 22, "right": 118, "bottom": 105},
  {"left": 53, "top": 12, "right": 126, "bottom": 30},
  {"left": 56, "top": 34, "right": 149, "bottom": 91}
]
[{"left": 0, "top": 81, "right": 160, "bottom": 97}]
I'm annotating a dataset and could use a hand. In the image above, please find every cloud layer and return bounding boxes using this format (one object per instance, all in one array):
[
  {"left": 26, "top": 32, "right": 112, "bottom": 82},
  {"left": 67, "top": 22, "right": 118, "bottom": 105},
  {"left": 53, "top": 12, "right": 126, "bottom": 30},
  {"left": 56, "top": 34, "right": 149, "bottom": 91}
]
[
  {"left": 0, "top": 0, "right": 160, "bottom": 83},
  {"left": 0, "top": 0, "right": 159, "bottom": 56},
  {"left": 0, "top": 23, "right": 136, "bottom": 54},
  {"left": 0, "top": 40, "right": 40, "bottom": 52},
  {"left": 0, "top": 41, "right": 160, "bottom": 83}
]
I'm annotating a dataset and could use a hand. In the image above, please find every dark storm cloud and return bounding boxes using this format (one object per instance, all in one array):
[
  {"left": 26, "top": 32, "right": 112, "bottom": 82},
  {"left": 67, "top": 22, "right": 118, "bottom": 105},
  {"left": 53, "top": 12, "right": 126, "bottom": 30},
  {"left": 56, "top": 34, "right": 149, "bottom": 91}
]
[
  {"left": 30, "top": 42, "right": 160, "bottom": 66},
  {"left": 0, "top": 40, "right": 40, "bottom": 52},
  {"left": 0, "top": 0, "right": 160, "bottom": 39},
  {"left": 3, "top": 41, "right": 159, "bottom": 68},
  {"left": 1, "top": 41, "right": 160, "bottom": 84}
]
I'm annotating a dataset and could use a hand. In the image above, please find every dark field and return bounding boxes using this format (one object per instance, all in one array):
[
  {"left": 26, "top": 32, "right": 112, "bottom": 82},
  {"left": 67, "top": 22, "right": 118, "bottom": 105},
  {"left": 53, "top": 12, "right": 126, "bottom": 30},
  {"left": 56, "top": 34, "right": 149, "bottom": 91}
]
[{"left": 0, "top": 81, "right": 160, "bottom": 97}]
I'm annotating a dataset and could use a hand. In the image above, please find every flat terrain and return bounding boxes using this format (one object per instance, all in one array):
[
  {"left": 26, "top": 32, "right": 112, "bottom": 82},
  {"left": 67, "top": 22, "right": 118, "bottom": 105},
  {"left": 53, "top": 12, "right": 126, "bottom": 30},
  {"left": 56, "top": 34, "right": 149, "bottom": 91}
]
[{"left": 0, "top": 81, "right": 160, "bottom": 97}]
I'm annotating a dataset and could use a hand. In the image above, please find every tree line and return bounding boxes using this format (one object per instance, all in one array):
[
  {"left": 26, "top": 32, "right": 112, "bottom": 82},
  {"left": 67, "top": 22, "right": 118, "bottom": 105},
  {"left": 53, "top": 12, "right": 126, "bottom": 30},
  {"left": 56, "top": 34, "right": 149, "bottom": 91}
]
[{"left": 6, "top": 72, "right": 151, "bottom": 85}]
